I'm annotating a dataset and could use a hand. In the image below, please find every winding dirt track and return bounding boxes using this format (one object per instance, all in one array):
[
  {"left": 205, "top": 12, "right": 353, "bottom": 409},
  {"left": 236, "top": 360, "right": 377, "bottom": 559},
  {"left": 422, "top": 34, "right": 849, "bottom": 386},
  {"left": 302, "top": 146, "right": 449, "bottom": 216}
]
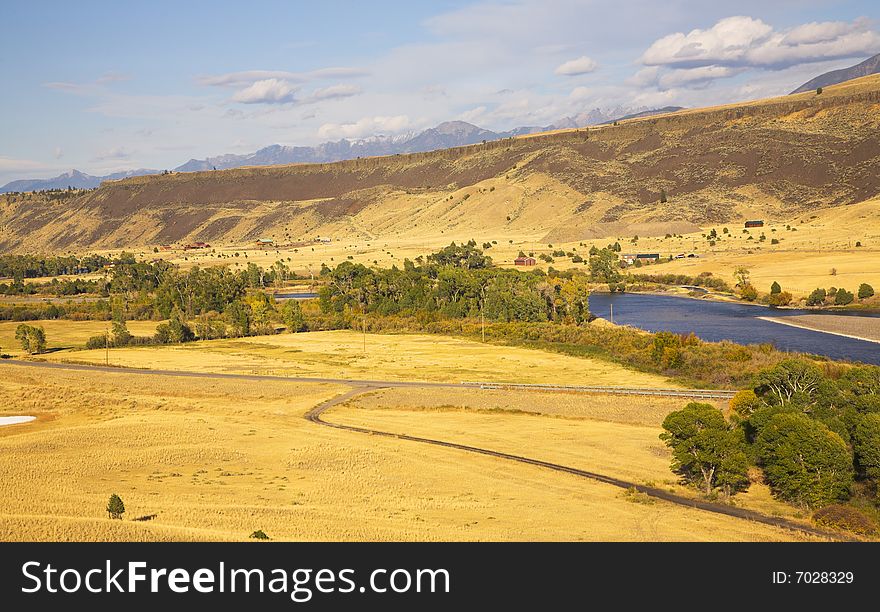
[
  {"left": 1, "top": 359, "right": 848, "bottom": 540},
  {"left": 306, "top": 386, "right": 848, "bottom": 541}
]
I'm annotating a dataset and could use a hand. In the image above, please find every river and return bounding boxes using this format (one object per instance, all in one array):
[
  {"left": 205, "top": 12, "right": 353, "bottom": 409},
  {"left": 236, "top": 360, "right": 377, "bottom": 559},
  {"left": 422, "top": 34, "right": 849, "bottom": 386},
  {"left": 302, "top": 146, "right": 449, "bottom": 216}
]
[{"left": 588, "top": 293, "right": 880, "bottom": 365}]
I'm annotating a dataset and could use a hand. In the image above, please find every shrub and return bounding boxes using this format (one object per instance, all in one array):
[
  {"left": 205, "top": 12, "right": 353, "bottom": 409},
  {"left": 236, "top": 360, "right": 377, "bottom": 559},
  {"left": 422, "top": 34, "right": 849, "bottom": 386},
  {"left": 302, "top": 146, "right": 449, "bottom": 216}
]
[
  {"left": 729, "top": 389, "right": 762, "bottom": 418},
  {"left": 739, "top": 284, "right": 758, "bottom": 301},
  {"left": 858, "top": 283, "right": 874, "bottom": 300},
  {"left": 770, "top": 281, "right": 781, "bottom": 295},
  {"left": 250, "top": 530, "right": 270, "bottom": 540},
  {"left": 812, "top": 505, "right": 876, "bottom": 536},
  {"left": 107, "top": 494, "right": 125, "bottom": 520},
  {"left": 768, "top": 291, "right": 792, "bottom": 307}
]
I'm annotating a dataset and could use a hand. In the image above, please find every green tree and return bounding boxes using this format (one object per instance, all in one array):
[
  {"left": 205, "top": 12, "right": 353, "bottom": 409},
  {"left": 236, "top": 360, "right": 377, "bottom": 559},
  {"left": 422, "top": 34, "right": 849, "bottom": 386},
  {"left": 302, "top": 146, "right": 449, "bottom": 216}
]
[
  {"left": 224, "top": 300, "right": 252, "bottom": 337},
  {"left": 858, "top": 283, "right": 875, "bottom": 300},
  {"left": 107, "top": 493, "right": 125, "bottom": 520},
  {"left": 806, "top": 287, "right": 826, "bottom": 306},
  {"left": 835, "top": 288, "right": 854, "bottom": 305},
  {"left": 659, "top": 189, "right": 667, "bottom": 204},
  {"left": 733, "top": 266, "right": 750, "bottom": 287},
  {"left": 281, "top": 300, "right": 307, "bottom": 333},
  {"left": 770, "top": 281, "right": 781, "bottom": 295},
  {"left": 753, "top": 358, "right": 825, "bottom": 407},
  {"left": 852, "top": 413, "right": 880, "bottom": 482},
  {"left": 111, "top": 306, "right": 131, "bottom": 346},
  {"left": 14, "top": 324, "right": 46, "bottom": 354},
  {"left": 757, "top": 412, "right": 853, "bottom": 507},
  {"left": 660, "top": 403, "right": 751, "bottom": 496},
  {"left": 589, "top": 248, "right": 620, "bottom": 283}
]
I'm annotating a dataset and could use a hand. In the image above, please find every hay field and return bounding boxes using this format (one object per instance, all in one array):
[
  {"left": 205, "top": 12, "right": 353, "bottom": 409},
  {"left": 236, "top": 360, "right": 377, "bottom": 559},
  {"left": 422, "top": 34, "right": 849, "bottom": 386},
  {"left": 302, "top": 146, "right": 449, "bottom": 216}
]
[
  {"left": 0, "top": 320, "right": 159, "bottom": 356},
  {"left": 0, "top": 364, "right": 812, "bottom": 541},
  {"left": 46, "top": 329, "right": 673, "bottom": 387}
]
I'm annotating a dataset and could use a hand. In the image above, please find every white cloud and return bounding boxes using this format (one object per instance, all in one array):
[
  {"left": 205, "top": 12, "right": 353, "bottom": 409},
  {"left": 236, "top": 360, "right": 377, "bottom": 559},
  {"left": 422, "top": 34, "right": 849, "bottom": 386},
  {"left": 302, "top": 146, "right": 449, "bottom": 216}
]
[
  {"left": 91, "top": 146, "right": 134, "bottom": 162},
  {"left": 231, "top": 79, "right": 298, "bottom": 104},
  {"left": 568, "top": 86, "right": 591, "bottom": 101},
  {"left": 304, "top": 84, "right": 362, "bottom": 103},
  {"left": 658, "top": 65, "right": 743, "bottom": 88},
  {"left": 555, "top": 55, "right": 599, "bottom": 76},
  {"left": 317, "top": 115, "right": 410, "bottom": 139},
  {"left": 197, "top": 67, "right": 367, "bottom": 88},
  {"left": 458, "top": 106, "right": 487, "bottom": 122},
  {"left": 641, "top": 15, "right": 880, "bottom": 70},
  {"left": 53, "top": 147, "right": 63, "bottom": 159}
]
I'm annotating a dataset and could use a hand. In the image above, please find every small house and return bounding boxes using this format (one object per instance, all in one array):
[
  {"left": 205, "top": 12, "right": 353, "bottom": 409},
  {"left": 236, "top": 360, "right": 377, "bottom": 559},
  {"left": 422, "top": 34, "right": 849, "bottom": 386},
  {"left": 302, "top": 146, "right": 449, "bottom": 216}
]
[
  {"left": 636, "top": 253, "right": 660, "bottom": 261},
  {"left": 514, "top": 256, "right": 536, "bottom": 266},
  {"left": 315, "top": 237, "right": 332, "bottom": 244},
  {"left": 744, "top": 220, "right": 764, "bottom": 228},
  {"left": 255, "top": 238, "right": 275, "bottom": 248}
]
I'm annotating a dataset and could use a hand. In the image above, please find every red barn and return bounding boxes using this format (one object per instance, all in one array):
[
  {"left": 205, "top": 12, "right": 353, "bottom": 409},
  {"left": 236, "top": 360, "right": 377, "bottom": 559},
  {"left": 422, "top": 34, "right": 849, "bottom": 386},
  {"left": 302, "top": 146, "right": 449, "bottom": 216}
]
[
  {"left": 514, "top": 256, "right": 536, "bottom": 266},
  {"left": 744, "top": 220, "right": 764, "bottom": 228}
]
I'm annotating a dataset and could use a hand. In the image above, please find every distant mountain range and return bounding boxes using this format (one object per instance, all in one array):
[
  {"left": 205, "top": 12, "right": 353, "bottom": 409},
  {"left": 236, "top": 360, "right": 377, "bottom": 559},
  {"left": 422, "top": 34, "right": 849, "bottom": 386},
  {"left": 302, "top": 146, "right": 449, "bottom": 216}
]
[
  {"left": 791, "top": 53, "right": 880, "bottom": 94},
  {"left": 1, "top": 106, "right": 685, "bottom": 193},
  {"left": 0, "top": 169, "right": 159, "bottom": 194}
]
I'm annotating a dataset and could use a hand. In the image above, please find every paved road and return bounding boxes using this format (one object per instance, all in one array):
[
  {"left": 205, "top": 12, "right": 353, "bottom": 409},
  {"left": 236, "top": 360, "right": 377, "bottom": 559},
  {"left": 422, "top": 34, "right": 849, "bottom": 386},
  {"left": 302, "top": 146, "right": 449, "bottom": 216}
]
[
  {"left": 2, "top": 358, "right": 841, "bottom": 540},
  {"left": 1, "top": 360, "right": 734, "bottom": 398}
]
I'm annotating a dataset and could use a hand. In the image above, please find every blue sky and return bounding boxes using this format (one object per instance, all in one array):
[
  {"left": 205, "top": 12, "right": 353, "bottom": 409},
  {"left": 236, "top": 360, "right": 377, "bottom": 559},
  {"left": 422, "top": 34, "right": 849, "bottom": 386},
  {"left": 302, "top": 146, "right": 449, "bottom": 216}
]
[{"left": 1, "top": 0, "right": 878, "bottom": 182}]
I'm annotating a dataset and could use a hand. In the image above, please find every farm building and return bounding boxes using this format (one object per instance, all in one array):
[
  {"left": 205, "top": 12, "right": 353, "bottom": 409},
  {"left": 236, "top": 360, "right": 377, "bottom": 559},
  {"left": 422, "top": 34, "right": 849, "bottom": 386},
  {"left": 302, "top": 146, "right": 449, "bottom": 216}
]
[
  {"left": 744, "top": 220, "right": 764, "bottom": 228},
  {"left": 514, "top": 256, "right": 536, "bottom": 266},
  {"left": 183, "top": 241, "right": 210, "bottom": 250},
  {"left": 315, "top": 237, "right": 332, "bottom": 244},
  {"left": 255, "top": 238, "right": 275, "bottom": 248},
  {"left": 623, "top": 253, "right": 660, "bottom": 265}
]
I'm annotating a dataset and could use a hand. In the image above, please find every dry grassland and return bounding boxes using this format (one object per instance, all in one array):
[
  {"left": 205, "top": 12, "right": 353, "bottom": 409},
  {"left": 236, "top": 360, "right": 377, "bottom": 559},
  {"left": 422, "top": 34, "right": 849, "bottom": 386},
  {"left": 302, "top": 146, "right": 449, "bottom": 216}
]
[
  {"left": 46, "top": 329, "right": 674, "bottom": 387},
  {"left": 334, "top": 390, "right": 814, "bottom": 532},
  {"left": 0, "top": 364, "right": 812, "bottom": 541},
  {"left": 0, "top": 320, "right": 159, "bottom": 356}
]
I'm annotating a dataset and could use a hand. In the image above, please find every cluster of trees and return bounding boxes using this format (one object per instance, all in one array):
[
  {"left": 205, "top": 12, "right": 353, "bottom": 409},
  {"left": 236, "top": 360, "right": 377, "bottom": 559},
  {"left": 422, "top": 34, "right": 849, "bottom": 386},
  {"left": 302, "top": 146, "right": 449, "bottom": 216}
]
[
  {"left": 662, "top": 359, "right": 880, "bottom": 516},
  {"left": 0, "top": 277, "right": 102, "bottom": 296},
  {"left": 807, "top": 284, "right": 874, "bottom": 307},
  {"left": 0, "top": 253, "right": 112, "bottom": 281},
  {"left": 627, "top": 272, "right": 731, "bottom": 293},
  {"left": 318, "top": 255, "right": 592, "bottom": 325}
]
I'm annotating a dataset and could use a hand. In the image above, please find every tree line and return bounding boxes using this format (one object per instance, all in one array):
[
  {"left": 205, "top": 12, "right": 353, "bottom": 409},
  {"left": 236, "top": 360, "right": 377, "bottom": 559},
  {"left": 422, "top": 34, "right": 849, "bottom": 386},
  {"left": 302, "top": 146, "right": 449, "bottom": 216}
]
[{"left": 662, "top": 358, "right": 880, "bottom": 534}]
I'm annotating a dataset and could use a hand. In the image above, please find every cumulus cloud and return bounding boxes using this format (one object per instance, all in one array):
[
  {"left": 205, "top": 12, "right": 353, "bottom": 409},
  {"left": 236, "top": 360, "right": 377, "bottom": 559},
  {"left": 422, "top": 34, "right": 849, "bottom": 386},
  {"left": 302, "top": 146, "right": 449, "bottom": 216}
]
[
  {"left": 231, "top": 79, "right": 298, "bottom": 104},
  {"left": 641, "top": 15, "right": 880, "bottom": 70},
  {"left": 317, "top": 115, "right": 410, "bottom": 140},
  {"left": 555, "top": 55, "right": 599, "bottom": 76}
]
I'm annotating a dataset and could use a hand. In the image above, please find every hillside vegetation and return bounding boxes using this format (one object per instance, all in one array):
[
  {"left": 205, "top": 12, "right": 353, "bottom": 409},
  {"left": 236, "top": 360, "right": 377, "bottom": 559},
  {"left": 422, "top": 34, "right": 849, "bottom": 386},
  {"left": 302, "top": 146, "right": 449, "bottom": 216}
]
[{"left": 1, "top": 75, "right": 879, "bottom": 253}]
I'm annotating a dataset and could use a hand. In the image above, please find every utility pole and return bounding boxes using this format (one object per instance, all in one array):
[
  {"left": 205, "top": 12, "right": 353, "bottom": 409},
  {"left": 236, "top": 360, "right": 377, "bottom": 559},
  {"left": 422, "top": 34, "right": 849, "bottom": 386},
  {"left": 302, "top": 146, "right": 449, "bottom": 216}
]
[{"left": 105, "top": 323, "right": 109, "bottom": 366}]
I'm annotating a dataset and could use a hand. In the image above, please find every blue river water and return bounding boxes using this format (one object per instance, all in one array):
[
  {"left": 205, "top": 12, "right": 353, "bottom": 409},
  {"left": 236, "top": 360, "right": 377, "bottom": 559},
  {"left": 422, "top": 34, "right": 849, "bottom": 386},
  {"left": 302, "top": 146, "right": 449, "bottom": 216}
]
[{"left": 588, "top": 292, "right": 880, "bottom": 365}]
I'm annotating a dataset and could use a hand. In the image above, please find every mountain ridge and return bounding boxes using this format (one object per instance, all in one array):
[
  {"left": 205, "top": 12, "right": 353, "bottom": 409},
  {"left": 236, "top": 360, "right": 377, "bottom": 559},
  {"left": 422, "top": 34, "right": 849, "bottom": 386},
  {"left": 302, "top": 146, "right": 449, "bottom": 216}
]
[{"left": 791, "top": 53, "right": 880, "bottom": 94}]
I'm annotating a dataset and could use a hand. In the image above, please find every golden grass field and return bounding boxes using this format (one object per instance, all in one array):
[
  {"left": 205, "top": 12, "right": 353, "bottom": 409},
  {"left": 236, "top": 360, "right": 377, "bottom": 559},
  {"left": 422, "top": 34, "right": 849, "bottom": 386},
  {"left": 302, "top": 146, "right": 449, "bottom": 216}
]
[
  {"left": 0, "top": 363, "right": 816, "bottom": 542},
  {"left": 44, "top": 329, "right": 673, "bottom": 387},
  {"left": 0, "top": 320, "right": 159, "bottom": 357}
]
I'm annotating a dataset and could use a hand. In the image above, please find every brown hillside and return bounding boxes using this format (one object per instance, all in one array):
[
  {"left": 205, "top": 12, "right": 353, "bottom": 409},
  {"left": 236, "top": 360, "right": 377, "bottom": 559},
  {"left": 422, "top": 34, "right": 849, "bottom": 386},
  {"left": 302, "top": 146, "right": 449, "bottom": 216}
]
[{"left": 2, "top": 74, "right": 879, "bottom": 253}]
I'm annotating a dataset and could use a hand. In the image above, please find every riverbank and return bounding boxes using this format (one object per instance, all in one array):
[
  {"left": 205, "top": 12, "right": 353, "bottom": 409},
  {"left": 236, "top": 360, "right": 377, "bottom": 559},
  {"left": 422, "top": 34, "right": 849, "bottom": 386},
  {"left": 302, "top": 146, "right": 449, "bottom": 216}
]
[{"left": 758, "top": 315, "right": 880, "bottom": 344}]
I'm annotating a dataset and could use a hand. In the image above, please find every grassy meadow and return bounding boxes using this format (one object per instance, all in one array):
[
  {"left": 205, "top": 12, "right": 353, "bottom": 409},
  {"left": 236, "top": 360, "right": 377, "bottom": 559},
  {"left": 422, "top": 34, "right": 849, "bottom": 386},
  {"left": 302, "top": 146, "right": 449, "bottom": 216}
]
[{"left": 0, "top": 363, "right": 815, "bottom": 542}]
